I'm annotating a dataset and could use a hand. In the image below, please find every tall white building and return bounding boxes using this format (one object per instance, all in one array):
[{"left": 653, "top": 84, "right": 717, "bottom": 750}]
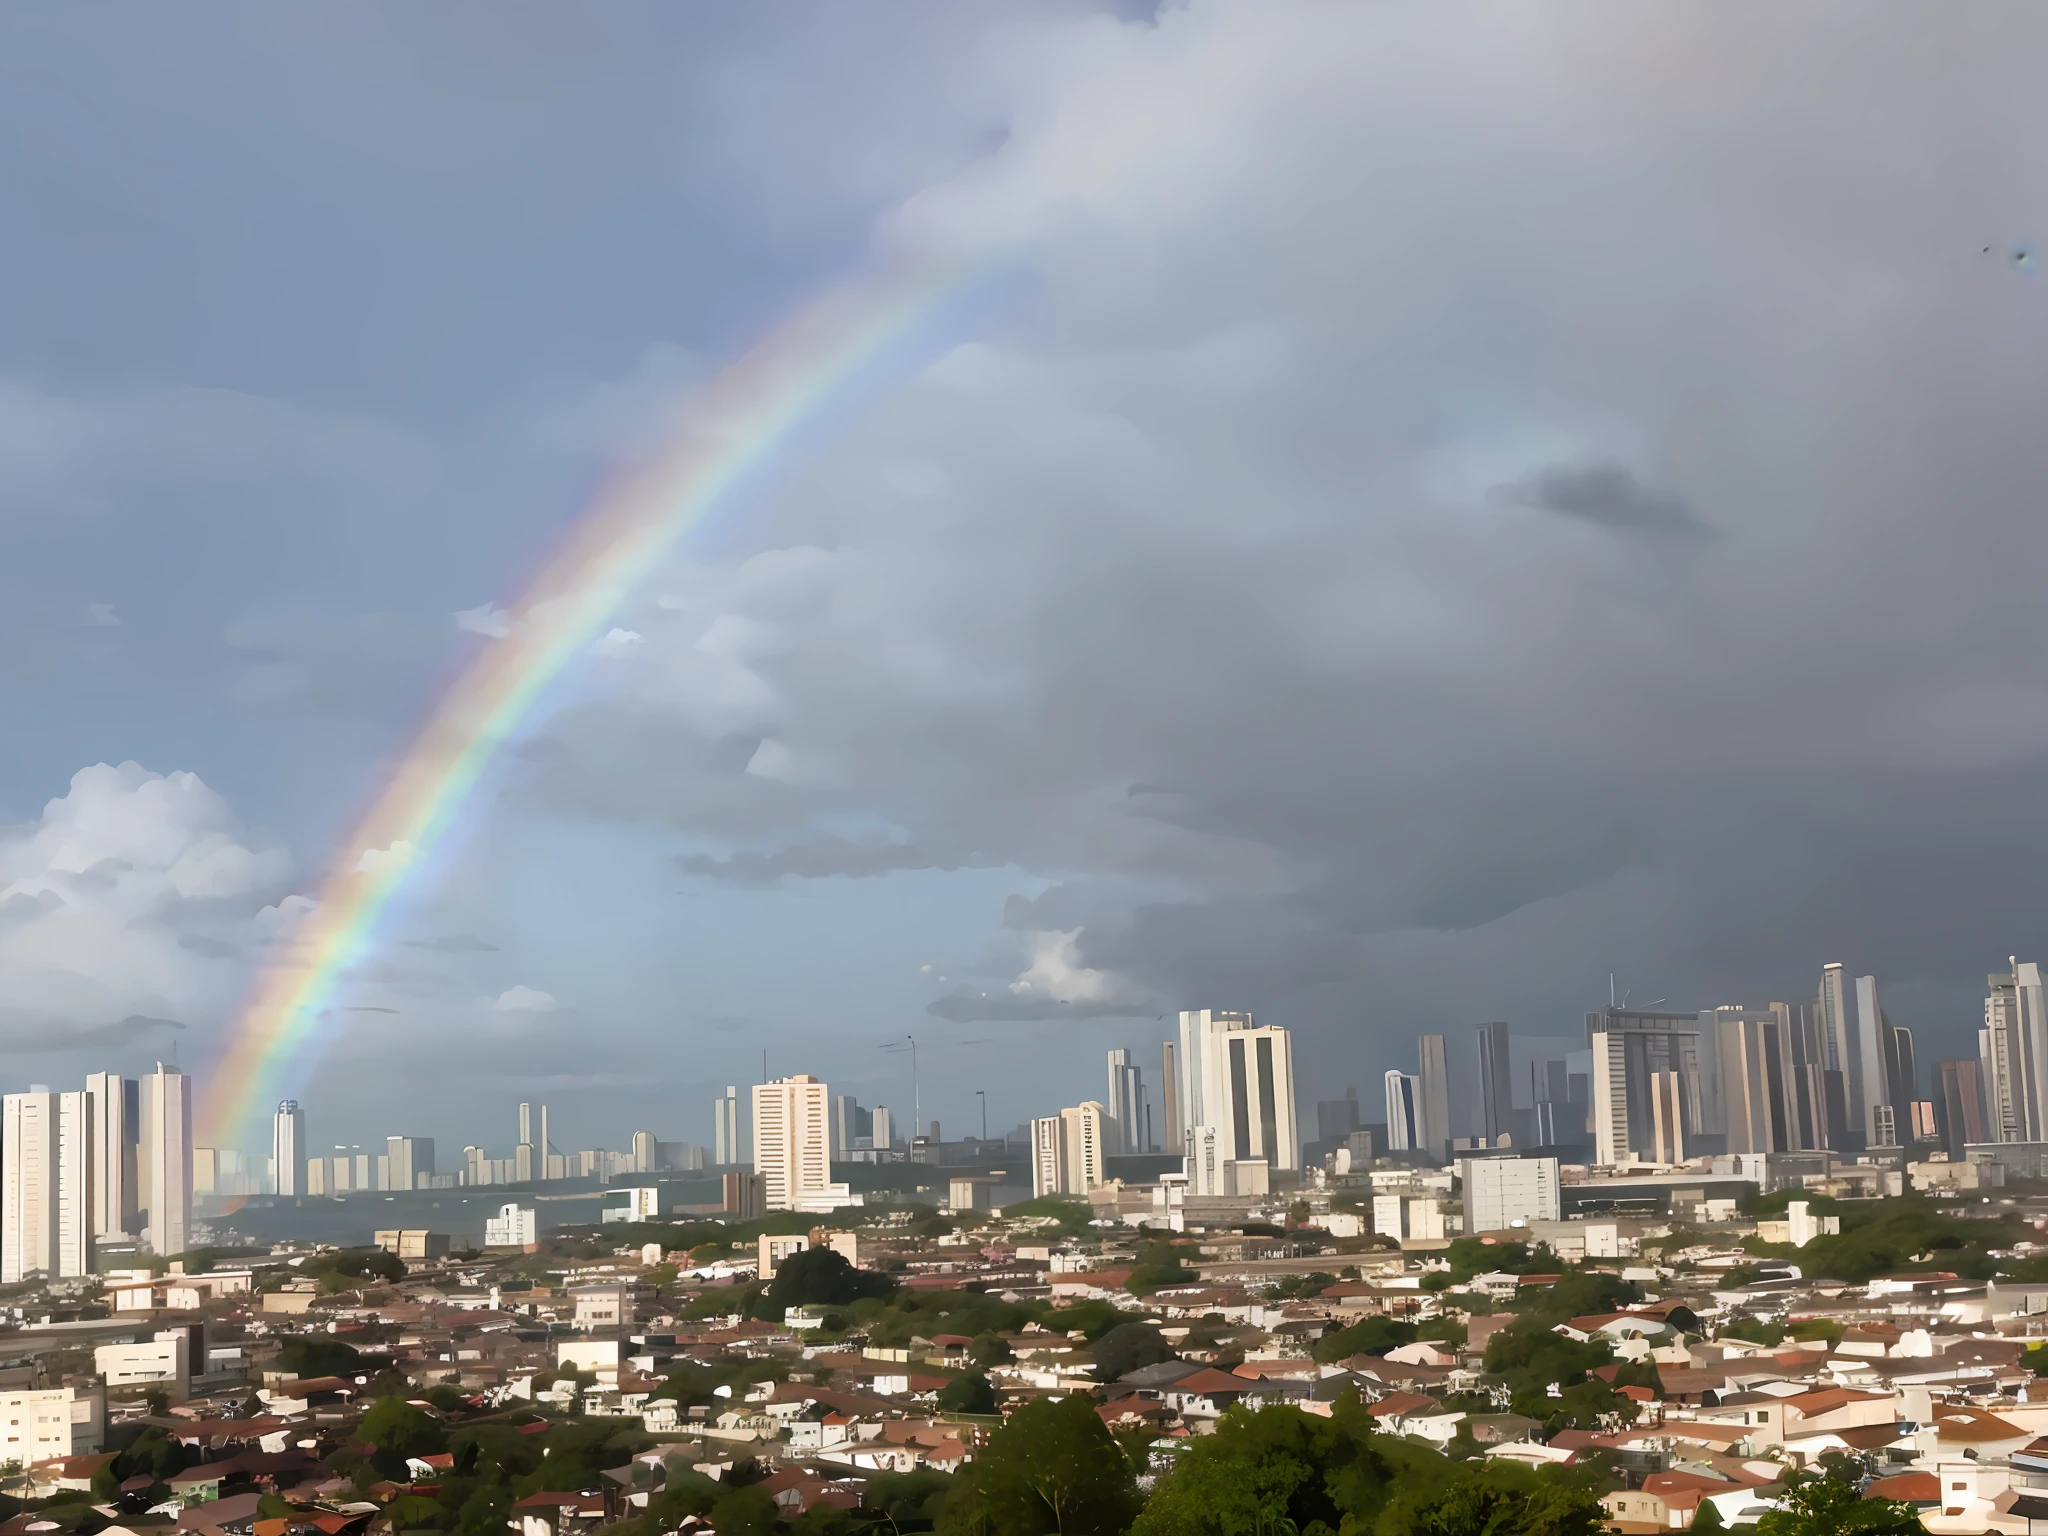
[
  {"left": 1175, "top": 1009, "right": 1299, "bottom": 1174},
  {"left": 1984, "top": 960, "right": 2048, "bottom": 1144},
  {"left": 1384, "top": 1070, "right": 1420, "bottom": 1153},
  {"left": 83, "top": 1074, "right": 137, "bottom": 1239},
  {"left": 139, "top": 1066, "right": 192, "bottom": 1260},
  {"left": 1105, "top": 1050, "right": 1144, "bottom": 1155},
  {"left": 752, "top": 1076, "right": 850, "bottom": 1213},
  {"left": 2, "top": 1090, "right": 93, "bottom": 1282},
  {"left": 385, "top": 1136, "right": 432, "bottom": 1192},
  {"left": 272, "top": 1102, "right": 306, "bottom": 1198},
  {"left": 713, "top": 1087, "right": 741, "bottom": 1167},
  {"left": 1852, "top": 973, "right": 1894, "bottom": 1148},
  {"left": 1029, "top": 1102, "right": 1107, "bottom": 1198},
  {"left": 870, "top": 1106, "right": 894, "bottom": 1151}
]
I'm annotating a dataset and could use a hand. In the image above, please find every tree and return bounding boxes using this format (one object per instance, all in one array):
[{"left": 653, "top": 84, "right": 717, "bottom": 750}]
[
  {"left": 1756, "top": 1475, "right": 1924, "bottom": 1536},
  {"left": 758, "top": 1246, "right": 896, "bottom": 1319},
  {"left": 1312, "top": 1315, "right": 1417, "bottom": 1364},
  {"left": 359, "top": 1395, "right": 445, "bottom": 1471},
  {"left": 710, "top": 1487, "right": 779, "bottom": 1536},
  {"left": 1092, "top": 1323, "right": 1175, "bottom": 1383},
  {"left": 1372, "top": 1458, "right": 1606, "bottom": 1536},
  {"left": 1133, "top": 1403, "right": 1383, "bottom": 1536},
  {"left": 937, "top": 1373, "right": 999, "bottom": 1415},
  {"left": 938, "top": 1394, "right": 1140, "bottom": 1536},
  {"left": 1692, "top": 1496, "right": 1727, "bottom": 1533},
  {"left": 278, "top": 1334, "right": 366, "bottom": 1379}
]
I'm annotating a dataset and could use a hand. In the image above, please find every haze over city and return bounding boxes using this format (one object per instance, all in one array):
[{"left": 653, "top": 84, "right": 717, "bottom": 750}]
[{"left": 3, "top": 3, "right": 2045, "bottom": 1165}]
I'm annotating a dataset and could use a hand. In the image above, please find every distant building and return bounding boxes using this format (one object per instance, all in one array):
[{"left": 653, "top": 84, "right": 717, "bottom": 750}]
[
  {"left": 1175, "top": 1010, "right": 1298, "bottom": 1173},
  {"left": 1939, "top": 1058, "right": 1988, "bottom": 1158},
  {"left": 1463, "top": 1155, "right": 1561, "bottom": 1231},
  {"left": 0, "top": 1382, "right": 102, "bottom": 1460},
  {"left": 1031, "top": 1102, "right": 1107, "bottom": 1198},
  {"left": 714, "top": 1086, "right": 742, "bottom": 1167},
  {"left": 139, "top": 1065, "right": 192, "bottom": 1260},
  {"left": 1476, "top": 1022, "right": 1513, "bottom": 1147},
  {"left": 1384, "top": 1071, "right": 1420, "bottom": 1153},
  {"left": 721, "top": 1171, "right": 765, "bottom": 1220},
  {"left": 374, "top": 1229, "right": 450, "bottom": 1261},
  {"left": 1416, "top": 1034, "right": 1451, "bottom": 1162},
  {"left": 1715, "top": 1007, "right": 1802, "bottom": 1155},
  {"left": 752, "top": 1076, "right": 850, "bottom": 1213},
  {"left": 2, "top": 1088, "right": 92, "bottom": 1282},
  {"left": 272, "top": 1101, "right": 306, "bottom": 1198},
  {"left": 385, "top": 1136, "right": 433, "bottom": 1192},
  {"left": 84, "top": 1073, "right": 137, "bottom": 1238},
  {"left": 1161, "top": 1041, "right": 1182, "bottom": 1152},
  {"left": 484, "top": 1203, "right": 537, "bottom": 1248},
  {"left": 1588, "top": 1008, "right": 1705, "bottom": 1168},
  {"left": 1983, "top": 960, "right": 2048, "bottom": 1143},
  {"left": 1106, "top": 1049, "right": 1146, "bottom": 1155}
]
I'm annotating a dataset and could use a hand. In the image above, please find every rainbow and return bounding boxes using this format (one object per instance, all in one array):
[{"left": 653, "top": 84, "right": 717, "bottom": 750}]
[{"left": 199, "top": 251, "right": 995, "bottom": 1146}]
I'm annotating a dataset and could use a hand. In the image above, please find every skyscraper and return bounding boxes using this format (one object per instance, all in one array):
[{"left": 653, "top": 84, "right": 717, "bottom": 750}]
[
  {"left": 385, "top": 1137, "right": 433, "bottom": 1191},
  {"left": 2, "top": 1090, "right": 93, "bottom": 1283},
  {"left": 1939, "top": 1058, "right": 1987, "bottom": 1157},
  {"left": 1032, "top": 1101, "right": 1108, "bottom": 1195},
  {"left": 516, "top": 1103, "right": 535, "bottom": 1183},
  {"left": 83, "top": 1073, "right": 137, "bottom": 1238},
  {"left": 272, "top": 1102, "right": 306, "bottom": 1198},
  {"left": 713, "top": 1086, "right": 741, "bottom": 1167},
  {"left": 1852, "top": 974, "right": 1894, "bottom": 1148},
  {"left": 1982, "top": 960, "right": 2048, "bottom": 1143},
  {"left": 830, "top": 1096, "right": 859, "bottom": 1159},
  {"left": 1476, "top": 1022, "right": 1513, "bottom": 1146},
  {"left": 752, "top": 1075, "right": 850, "bottom": 1213},
  {"left": 1161, "top": 1041, "right": 1181, "bottom": 1151},
  {"left": 870, "top": 1105, "right": 894, "bottom": 1150},
  {"left": 1416, "top": 1035, "right": 1451, "bottom": 1161},
  {"left": 1106, "top": 1049, "right": 1144, "bottom": 1155},
  {"left": 1384, "top": 1070, "right": 1420, "bottom": 1152},
  {"left": 1175, "top": 1009, "right": 1299, "bottom": 1172},
  {"left": 1715, "top": 1007, "right": 1801, "bottom": 1154},
  {"left": 139, "top": 1065, "right": 192, "bottom": 1260},
  {"left": 1316, "top": 1089, "right": 1361, "bottom": 1144},
  {"left": 1887, "top": 1025, "right": 1917, "bottom": 1143},
  {"left": 1588, "top": 1007, "right": 1706, "bottom": 1166}
]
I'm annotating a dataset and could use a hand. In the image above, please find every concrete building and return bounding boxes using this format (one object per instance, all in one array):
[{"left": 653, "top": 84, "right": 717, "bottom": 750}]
[
  {"left": 759, "top": 1233, "right": 808, "bottom": 1278},
  {"left": 0, "top": 1382, "right": 104, "bottom": 1461},
  {"left": 1185, "top": 1122, "right": 1225, "bottom": 1196},
  {"left": 1384, "top": 1070, "right": 1420, "bottom": 1153},
  {"left": 1175, "top": 1009, "right": 1298, "bottom": 1174},
  {"left": 752, "top": 1075, "right": 850, "bottom": 1213},
  {"left": 1716, "top": 1006, "right": 1803, "bottom": 1155},
  {"left": 1463, "top": 1155, "right": 1561, "bottom": 1230},
  {"left": 484, "top": 1203, "right": 537, "bottom": 1248},
  {"left": 1106, "top": 1049, "right": 1146, "bottom": 1155},
  {"left": 1588, "top": 1008, "right": 1706, "bottom": 1167},
  {"left": 271, "top": 1101, "right": 306, "bottom": 1199},
  {"left": 95, "top": 1328, "right": 201, "bottom": 1396},
  {"left": 1983, "top": 960, "right": 2048, "bottom": 1144},
  {"left": 1476, "top": 1022, "right": 1513, "bottom": 1147},
  {"left": 385, "top": 1136, "right": 433, "bottom": 1192},
  {"left": 2, "top": 1089, "right": 93, "bottom": 1282},
  {"left": 83, "top": 1073, "right": 137, "bottom": 1239},
  {"left": 1940, "top": 1058, "right": 1987, "bottom": 1158},
  {"left": 1416, "top": 1034, "right": 1451, "bottom": 1162},
  {"left": 721, "top": 1171, "right": 765, "bottom": 1219},
  {"left": 1031, "top": 1102, "right": 1107, "bottom": 1198},
  {"left": 1161, "top": 1041, "right": 1181, "bottom": 1151},
  {"left": 139, "top": 1065, "right": 192, "bottom": 1259}
]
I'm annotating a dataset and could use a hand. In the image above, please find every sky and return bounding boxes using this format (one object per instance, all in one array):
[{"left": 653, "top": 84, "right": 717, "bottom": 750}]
[{"left": 2, "top": 3, "right": 2046, "bottom": 1160}]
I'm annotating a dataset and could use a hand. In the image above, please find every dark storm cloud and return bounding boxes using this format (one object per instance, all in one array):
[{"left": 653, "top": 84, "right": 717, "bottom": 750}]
[
  {"left": 676, "top": 837, "right": 939, "bottom": 885},
  {"left": 1494, "top": 461, "right": 1711, "bottom": 540}
]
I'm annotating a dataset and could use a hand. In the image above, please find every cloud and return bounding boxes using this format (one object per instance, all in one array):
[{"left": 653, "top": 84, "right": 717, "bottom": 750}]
[
  {"left": 353, "top": 841, "right": 417, "bottom": 874},
  {"left": 455, "top": 603, "right": 512, "bottom": 640},
  {"left": 83, "top": 603, "right": 119, "bottom": 627},
  {"left": 402, "top": 933, "right": 500, "bottom": 953},
  {"left": 1493, "top": 461, "right": 1711, "bottom": 540},
  {"left": 595, "top": 627, "right": 645, "bottom": 657},
  {"left": 0, "top": 763, "right": 288, "bottom": 1050},
  {"left": 677, "top": 836, "right": 941, "bottom": 885},
  {"left": 928, "top": 928, "right": 1155, "bottom": 1022},
  {"left": 491, "top": 984, "right": 559, "bottom": 1013}
]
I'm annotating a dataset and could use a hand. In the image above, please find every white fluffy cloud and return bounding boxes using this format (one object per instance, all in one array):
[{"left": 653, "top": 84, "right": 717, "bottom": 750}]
[
  {"left": 491, "top": 984, "right": 559, "bottom": 1013},
  {"left": 0, "top": 763, "right": 289, "bottom": 1049}
]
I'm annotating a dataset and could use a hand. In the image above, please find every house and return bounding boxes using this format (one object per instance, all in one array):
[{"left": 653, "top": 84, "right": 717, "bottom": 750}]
[{"left": 509, "top": 1491, "right": 605, "bottom": 1536}]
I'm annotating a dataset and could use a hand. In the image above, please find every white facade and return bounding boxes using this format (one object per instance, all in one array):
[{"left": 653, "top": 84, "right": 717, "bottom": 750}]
[
  {"left": 752, "top": 1075, "right": 850, "bottom": 1213},
  {"left": 1853, "top": 973, "right": 1894, "bottom": 1148},
  {"left": 1185, "top": 1123, "right": 1224, "bottom": 1196},
  {"left": 2, "top": 1090, "right": 93, "bottom": 1283},
  {"left": 1983, "top": 960, "right": 2048, "bottom": 1144},
  {"left": 1030, "top": 1102, "right": 1107, "bottom": 1197},
  {"left": 1030, "top": 1116, "right": 1064, "bottom": 1198},
  {"left": 272, "top": 1101, "right": 306, "bottom": 1198},
  {"left": 484, "top": 1203, "right": 537, "bottom": 1247},
  {"left": 1175, "top": 1009, "right": 1300, "bottom": 1173},
  {"left": 94, "top": 1329, "right": 195, "bottom": 1392},
  {"left": 1591, "top": 1032, "right": 1627, "bottom": 1166},
  {"left": 0, "top": 1383, "right": 104, "bottom": 1463},
  {"left": 84, "top": 1073, "right": 137, "bottom": 1238},
  {"left": 139, "top": 1066, "right": 192, "bottom": 1259},
  {"left": 1384, "top": 1070, "right": 1420, "bottom": 1153},
  {"left": 1416, "top": 1035, "right": 1450, "bottom": 1160},
  {"left": 1463, "top": 1155, "right": 1561, "bottom": 1231}
]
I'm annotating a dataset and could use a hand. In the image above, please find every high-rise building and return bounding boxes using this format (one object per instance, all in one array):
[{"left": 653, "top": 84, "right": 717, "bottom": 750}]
[
  {"left": 83, "top": 1073, "right": 137, "bottom": 1238},
  {"left": 385, "top": 1137, "right": 433, "bottom": 1192},
  {"left": 631, "top": 1130, "right": 656, "bottom": 1172},
  {"left": 870, "top": 1106, "right": 894, "bottom": 1151},
  {"left": 1648, "top": 1071, "right": 1686, "bottom": 1165},
  {"left": 1030, "top": 1103, "right": 1107, "bottom": 1197},
  {"left": 1384, "top": 1071, "right": 1420, "bottom": 1153},
  {"left": 2, "top": 1090, "right": 93, "bottom": 1282},
  {"left": 1887, "top": 1025, "right": 1918, "bottom": 1142},
  {"left": 1416, "top": 1035, "right": 1451, "bottom": 1162},
  {"left": 272, "top": 1102, "right": 306, "bottom": 1198},
  {"left": 538, "top": 1104, "right": 552, "bottom": 1181},
  {"left": 1161, "top": 1041, "right": 1181, "bottom": 1151},
  {"left": 1106, "top": 1050, "right": 1144, "bottom": 1155},
  {"left": 1185, "top": 1122, "right": 1224, "bottom": 1196},
  {"left": 1938, "top": 1058, "right": 1987, "bottom": 1158},
  {"left": 751, "top": 1076, "right": 850, "bottom": 1213},
  {"left": 1175, "top": 1009, "right": 1299, "bottom": 1173},
  {"left": 1982, "top": 961, "right": 2048, "bottom": 1144},
  {"left": 1588, "top": 1007, "right": 1706, "bottom": 1166},
  {"left": 139, "top": 1066, "right": 192, "bottom": 1260},
  {"left": 713, "top": 1087, "right": 741, "bottom": 1166},
  {"left": 1715, "top": 1006, "right": 1803, "bottom": 1154},
  {"left": 1817, "top": 965, "right": 1895, "bottom": 1151},
  {"left": 830, "top": 1096, "right": 860, "bottom": 1160},
  {"left": 516, "top": 1103, "right": 535, "bottom": 1184},
  {"left": 1476, "top": 1022, "right": 1513, "bottom": 1147}
]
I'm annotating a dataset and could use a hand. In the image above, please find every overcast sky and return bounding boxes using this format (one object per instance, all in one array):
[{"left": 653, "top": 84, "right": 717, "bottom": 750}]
[{"left": 3, "top": 3, "right": 2045, "bottom": 1158}]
